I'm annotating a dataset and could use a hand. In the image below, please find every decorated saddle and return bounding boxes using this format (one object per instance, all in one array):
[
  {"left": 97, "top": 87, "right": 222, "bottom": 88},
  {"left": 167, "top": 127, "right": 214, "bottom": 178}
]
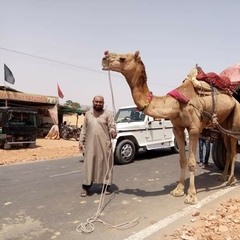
[
  {"left": 196, "top": 64, "right": 240, "bottom": 93},
  {"left": 167, "top": 64, "right": 240, "bottom": 104}
]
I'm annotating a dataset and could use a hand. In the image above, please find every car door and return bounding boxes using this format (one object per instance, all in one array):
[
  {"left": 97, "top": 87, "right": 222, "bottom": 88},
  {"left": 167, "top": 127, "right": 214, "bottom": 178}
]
[
  {"left": 161, "top": 118, "right": 173, "bottom": 140},
  {"left": 145, "top": 117, "right": 165, "bottom": 148},
  {"left": 146, "top": 117, "right": 174, "bottom": 149}
]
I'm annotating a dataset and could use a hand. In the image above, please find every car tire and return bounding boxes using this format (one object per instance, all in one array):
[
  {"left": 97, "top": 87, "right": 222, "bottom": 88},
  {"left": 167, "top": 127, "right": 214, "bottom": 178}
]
[
  {"left": 62, "top": 131, "right": 70, "bottom": 140},
  {"left": 212, "top": 138, "right": 226, "bottom": 170},
  {"left": 23, "top": 143, "right": 31, "bottom": 148},
  {"left": 114, "top": 139, "right": 136, "bottom": 165}
]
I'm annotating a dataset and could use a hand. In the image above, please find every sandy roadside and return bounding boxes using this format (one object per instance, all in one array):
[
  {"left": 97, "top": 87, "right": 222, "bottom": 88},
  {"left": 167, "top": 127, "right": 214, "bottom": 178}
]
[{"left": 0, "top": 138, "right": 81, "bottom": 165}]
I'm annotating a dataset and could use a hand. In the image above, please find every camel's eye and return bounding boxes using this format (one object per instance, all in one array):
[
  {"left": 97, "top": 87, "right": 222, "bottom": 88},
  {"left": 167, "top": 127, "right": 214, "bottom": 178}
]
[{"left": 120, "top": 57, "right": 125, "bottom": 62}]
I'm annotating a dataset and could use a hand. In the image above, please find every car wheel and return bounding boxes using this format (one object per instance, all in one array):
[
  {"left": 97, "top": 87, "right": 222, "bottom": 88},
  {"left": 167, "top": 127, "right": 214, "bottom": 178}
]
[
  {"left": 23, "top": 143, "right": 31, "bottom": 148},
  {"left": 62, "top": 131, "right": 70, "bottom": 140},
  {"left": 212, "top": 138, "right": 226, "bottom": 170},
  {"left": 114, "top": 139, "right": 136, "bottom": 165}
]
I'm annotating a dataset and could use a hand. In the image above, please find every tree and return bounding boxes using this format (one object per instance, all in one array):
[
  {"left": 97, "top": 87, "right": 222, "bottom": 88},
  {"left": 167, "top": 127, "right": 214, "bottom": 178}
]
[{"left": 65, "top": 100, "right": 81, "bottom": 109}]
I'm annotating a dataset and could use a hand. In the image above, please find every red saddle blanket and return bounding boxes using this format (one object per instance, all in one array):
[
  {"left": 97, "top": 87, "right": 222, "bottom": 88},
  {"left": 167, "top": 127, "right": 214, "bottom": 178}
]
[{"left": 196, "top": 64, "right": 240, "bottom": 92}]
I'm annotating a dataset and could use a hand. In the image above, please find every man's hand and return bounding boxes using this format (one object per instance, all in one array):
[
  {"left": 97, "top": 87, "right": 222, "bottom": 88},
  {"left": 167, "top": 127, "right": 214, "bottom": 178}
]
[
  {"left": 111, "top": 130, "right": 117, "bottom": 139},
  {"left": 79, "top": 143, "right": 84, "bottom": 152}
]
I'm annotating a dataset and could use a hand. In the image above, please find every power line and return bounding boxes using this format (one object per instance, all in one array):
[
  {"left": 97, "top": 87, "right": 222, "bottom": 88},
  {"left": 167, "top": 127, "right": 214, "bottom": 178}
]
[
  {"left": 0, "top": 46, "right": 176, "bottom": 88},
  {"left": 0, "top": 46, "right": 106, "bottom": 75}
]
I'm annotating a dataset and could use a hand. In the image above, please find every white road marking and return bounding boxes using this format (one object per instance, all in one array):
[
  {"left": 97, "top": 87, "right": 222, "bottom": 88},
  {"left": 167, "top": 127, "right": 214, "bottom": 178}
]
[
  {"left": 49, "top": 170, "right": 82, "bottom": 178},
  {"left": 124, "top": 186, "right": 237, "bottom": 240}
]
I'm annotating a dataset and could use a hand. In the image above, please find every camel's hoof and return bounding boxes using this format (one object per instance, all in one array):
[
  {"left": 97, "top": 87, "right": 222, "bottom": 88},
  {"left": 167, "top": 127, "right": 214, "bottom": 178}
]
[
  {"left": 226, "top": 177, "right": 237, "bottom": 186},
  {"left": 218, "top": 175, "right": 228, "bottom": 182},
  {"left": 170, "top": 188, "right": 184, "bottom": 197},
  {"left": 184, "top": 195, "right": 198, "bottom": 205}
]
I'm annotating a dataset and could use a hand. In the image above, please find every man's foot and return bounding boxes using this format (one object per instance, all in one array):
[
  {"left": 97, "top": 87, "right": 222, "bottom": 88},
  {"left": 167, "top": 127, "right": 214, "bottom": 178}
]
[
  {"left": 80, "top": 189, "right": 89, "bottom": 197},
  {"left": 204, "top": 164, "right": 213, "bottom": 168},
  {"left": 105, "top": 187, "right": 111, "bottom": 195},
  {"left": 198, "top": 162, "right": 204, "bottom": 167},
  {"left": 103, "top": 185, "right": 111, "bottom": 195}
]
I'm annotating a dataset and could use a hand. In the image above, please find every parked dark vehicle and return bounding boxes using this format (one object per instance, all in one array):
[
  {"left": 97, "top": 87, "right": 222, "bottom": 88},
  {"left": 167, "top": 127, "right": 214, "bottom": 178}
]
[
  {"left": 0, "top": 107, "right": 37, "bottom": 149},
  {"left": 60, "top": 123, "right": 80, "bottom": 141}
]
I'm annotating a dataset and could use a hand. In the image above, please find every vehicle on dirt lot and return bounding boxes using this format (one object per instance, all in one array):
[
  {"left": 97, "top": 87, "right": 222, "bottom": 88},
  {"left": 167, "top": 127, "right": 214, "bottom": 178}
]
[
  {"left": 113, "top": 106, "right": 188, "bottom": 165},
  {"left": 0, "top": 107, "right": 37, "bottom": 149},
  {"left": 60, "top": 124, "right": 80, "bottom": 141}
]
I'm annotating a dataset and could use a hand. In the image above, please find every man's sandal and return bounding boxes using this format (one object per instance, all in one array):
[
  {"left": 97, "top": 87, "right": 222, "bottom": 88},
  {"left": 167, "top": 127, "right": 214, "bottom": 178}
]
[
  {"left": 104, "top": 186, "right": 111, "bottom": 195},
  {"left": 80, "top": 190, "right": 88, "bottom": 197}
]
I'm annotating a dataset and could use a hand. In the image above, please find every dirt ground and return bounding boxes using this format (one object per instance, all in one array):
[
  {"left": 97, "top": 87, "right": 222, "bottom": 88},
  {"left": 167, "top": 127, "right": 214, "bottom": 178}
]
[
  {"left": 0, "top": 138, "right": 80, "bottom": 165},
  {"left": 168, "top": 197, "right": 240, "bottom": 240},
  {"left": 1, "top": 139, "right": 240, "bottom": 239}
]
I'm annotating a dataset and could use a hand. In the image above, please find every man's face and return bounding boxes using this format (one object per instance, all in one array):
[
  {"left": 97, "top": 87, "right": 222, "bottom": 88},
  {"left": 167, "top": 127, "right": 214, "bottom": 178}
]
[{"left": 93, "top": 97, "right": 104, "bottom": 112}]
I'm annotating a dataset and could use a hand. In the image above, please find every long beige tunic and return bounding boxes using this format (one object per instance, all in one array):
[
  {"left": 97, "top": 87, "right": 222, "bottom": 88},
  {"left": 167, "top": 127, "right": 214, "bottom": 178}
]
[{"left": 79, "top": 109, "right": 116, "bottom": 186}]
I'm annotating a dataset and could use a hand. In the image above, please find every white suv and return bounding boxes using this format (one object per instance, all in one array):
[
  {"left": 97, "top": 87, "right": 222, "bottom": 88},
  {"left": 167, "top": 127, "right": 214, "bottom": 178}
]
[{"left": 113, "top": 106, "right": 188, "bottom": 164}]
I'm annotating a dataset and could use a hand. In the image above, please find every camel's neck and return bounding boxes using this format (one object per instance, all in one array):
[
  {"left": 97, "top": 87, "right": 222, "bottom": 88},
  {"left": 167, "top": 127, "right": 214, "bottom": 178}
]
[
  {"left": 122, "top": 63, "right": 180, "bottom": 119},
  {"left": 144, "top": 95, "right": 180, "bottom": 119},
  {"left": 122, "top": 63, "right": 151, "bottom": 109}
]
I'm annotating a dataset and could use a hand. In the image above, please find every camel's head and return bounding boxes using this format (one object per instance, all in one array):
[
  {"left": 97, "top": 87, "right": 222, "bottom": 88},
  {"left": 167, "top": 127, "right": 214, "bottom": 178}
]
[{"left": 102, "top": 51, "right": 141, "bottom": 74}]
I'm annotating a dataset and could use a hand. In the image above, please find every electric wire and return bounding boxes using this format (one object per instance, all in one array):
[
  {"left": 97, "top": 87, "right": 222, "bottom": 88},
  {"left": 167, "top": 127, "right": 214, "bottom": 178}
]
[
  {"left": 0, "top": 46, "right": 102, "bottom": 74},
  {"left": 0, "top": 46, "right": 176, "bottom": 88}
]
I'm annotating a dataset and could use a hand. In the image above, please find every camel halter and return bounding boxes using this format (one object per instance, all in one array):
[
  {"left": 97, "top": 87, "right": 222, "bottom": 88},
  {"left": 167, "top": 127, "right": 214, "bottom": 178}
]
[{"left": 137, "top": 91, "right": 153, "bottom": 111}]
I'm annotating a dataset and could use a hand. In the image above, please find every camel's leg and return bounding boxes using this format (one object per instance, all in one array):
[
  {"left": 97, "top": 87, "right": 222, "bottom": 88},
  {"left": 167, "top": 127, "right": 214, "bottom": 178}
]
[
  {"left": 184, "top": 130, "right": 198, "bottom": 205},
  {"left": 219, "top": 136, "right": 231, "bottom": 182},
  {"left": 219, "top": 105, "right": 239, "bottom": 185},
  {"left": 170, "top": 127, "right": 188, "bottom": 198},
  {"left": 226, "top": 106, "right": 240, "bottom": 186},
  {"left": 222, "top": 137, "right": 237, "bottom": 186}
]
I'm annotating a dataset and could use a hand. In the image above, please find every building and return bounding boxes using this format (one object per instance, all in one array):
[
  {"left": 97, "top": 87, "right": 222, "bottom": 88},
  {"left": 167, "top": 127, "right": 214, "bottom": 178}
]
[{"left": 0, "top": 86, "right": 83, "bottom": 136}]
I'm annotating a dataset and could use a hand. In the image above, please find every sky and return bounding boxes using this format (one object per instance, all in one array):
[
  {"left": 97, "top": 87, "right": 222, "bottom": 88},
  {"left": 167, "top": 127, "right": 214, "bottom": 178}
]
[{"left": 1, "top": 1, "right": 240, "bottom": 113}]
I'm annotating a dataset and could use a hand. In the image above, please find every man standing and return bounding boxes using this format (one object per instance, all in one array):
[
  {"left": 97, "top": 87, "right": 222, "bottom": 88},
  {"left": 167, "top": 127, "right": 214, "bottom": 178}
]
[
  {"left": 79, "top": 96, "right": 117, "bottom": 197},
  {"left": 198, "top": 133, "right": 211, "bottom": 167}
]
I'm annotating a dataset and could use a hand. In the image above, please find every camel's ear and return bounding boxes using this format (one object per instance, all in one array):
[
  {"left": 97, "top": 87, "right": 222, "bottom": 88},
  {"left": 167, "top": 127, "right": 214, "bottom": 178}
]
[{"left": 134, "top": 51, "right": 140, "bottom": 60}]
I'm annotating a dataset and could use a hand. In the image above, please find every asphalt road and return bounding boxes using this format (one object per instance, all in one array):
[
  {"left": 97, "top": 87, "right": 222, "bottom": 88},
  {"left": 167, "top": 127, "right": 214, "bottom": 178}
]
[{"left": 0, "top": 149, "right": 240, "bottom": 240}]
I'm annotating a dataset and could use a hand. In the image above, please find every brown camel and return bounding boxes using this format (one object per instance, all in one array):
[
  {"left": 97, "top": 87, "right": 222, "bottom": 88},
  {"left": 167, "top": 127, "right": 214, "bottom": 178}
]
[{"left": 102, "top": 51, "right": 240, "bottom": 205}]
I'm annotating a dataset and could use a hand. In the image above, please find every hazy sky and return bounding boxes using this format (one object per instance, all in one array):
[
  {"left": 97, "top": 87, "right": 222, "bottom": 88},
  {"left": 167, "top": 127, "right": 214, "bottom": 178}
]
[{"left": 1, "top": 1, "right": 240, "bottom": 112}]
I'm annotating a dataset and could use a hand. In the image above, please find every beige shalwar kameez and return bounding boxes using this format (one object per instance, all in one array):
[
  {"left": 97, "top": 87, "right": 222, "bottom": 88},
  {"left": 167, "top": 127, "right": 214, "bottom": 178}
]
[{"left": 79, "top": 109, "right": 116, "bottom": 186}]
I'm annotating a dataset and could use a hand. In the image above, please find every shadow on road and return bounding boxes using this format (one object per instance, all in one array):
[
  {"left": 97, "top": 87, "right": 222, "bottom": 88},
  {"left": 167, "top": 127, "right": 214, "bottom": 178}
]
[
  {"left": 134, "top": 148, "right": 177, "bottom": 161},
  {"left": 117, "top": 154, "right": 240, "bottom": 198}
]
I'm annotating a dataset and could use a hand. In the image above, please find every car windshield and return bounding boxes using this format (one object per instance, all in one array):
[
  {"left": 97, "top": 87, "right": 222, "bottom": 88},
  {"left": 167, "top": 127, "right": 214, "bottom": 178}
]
[
  {"left": 114, "top": 108, "right": 145, "bottom": 123},
  {"left": 7, "top": 111, "right": 37, "bottom": 127}
]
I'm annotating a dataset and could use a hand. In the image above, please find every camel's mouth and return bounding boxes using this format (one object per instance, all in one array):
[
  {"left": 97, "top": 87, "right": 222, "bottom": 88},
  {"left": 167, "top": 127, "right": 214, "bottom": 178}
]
[{"left": 102, "top": 58, "right": 109, "bottom": 71}]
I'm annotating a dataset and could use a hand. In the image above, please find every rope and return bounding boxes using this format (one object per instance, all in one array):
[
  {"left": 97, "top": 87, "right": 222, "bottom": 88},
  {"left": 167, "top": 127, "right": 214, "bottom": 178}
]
[
  {"left": 195, "top": 82, "right": 240, "bottom": 140},
  {"left": 76, "top": 70, "right": 139, "bottom": 234},
  {"left": 107, "top": 70, "right": 116, "bottom": 116},
  {"left": 190, "top": 102, "right": 240, "bottom": 140},
  {"left": 201, "top": 110, "right": 240, "bottom": 140},
  {"left": 76, "top": 155, "right": 138, "bottom": 233}
]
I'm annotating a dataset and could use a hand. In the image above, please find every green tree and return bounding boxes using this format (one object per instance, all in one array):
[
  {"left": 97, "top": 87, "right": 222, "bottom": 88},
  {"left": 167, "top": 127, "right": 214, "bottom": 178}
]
[{"left": 65, "top": 100, "right": 81, "bottom": 109}]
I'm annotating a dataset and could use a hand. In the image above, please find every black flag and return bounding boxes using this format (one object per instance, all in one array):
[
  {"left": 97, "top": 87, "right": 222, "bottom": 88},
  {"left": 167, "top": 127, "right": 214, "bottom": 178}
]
[{"left": 4, "top": 64, "right": 15, "bottom": 85}]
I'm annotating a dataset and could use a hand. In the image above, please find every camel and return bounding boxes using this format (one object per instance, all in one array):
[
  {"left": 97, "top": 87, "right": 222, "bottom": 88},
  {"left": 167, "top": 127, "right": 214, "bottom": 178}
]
[{"left": 102, "top": 51, "right": 240, "bottom": 205}]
